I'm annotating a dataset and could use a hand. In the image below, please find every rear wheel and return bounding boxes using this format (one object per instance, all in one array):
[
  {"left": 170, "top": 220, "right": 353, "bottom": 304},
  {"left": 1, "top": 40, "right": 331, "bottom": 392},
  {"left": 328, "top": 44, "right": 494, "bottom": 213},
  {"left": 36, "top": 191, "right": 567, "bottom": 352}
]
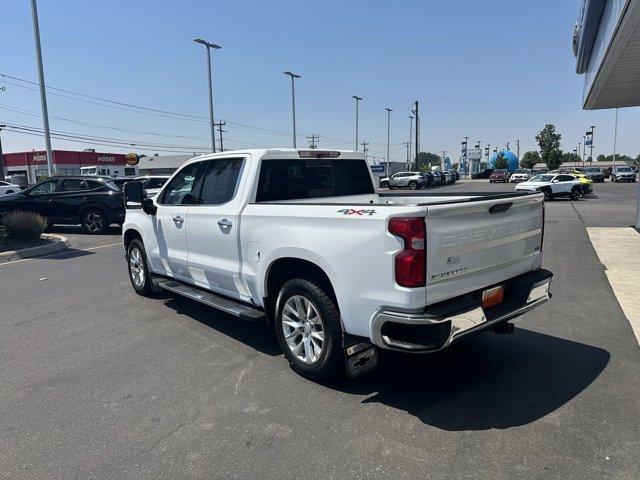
[
  {"left": 81, "top": 209, "right": 107, "bottom": 234},
  {"left": 275, "top": 277, "right": 344, "bottom": 380},
  {"left": 408, "top": 181, "right": 418, "bottom": 190}
]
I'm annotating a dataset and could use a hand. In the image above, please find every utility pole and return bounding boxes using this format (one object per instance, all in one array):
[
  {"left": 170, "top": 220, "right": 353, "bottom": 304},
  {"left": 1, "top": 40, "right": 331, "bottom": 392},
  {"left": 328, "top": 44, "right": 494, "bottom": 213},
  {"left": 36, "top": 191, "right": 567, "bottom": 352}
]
[
  {"left": 284, "top": 71, "right": 301, "bottom": 148},
  {"left": 385, "top": 108, "right": 393, "bottom": 176},
  {"left": 408, "top": 115, "right": 414, "bottom": 168},
  {"left": 413, "top": 101, "right": 419, "bottom": 171},
  {"left": 361, "top": 141, "right": 369, "bottom": 160},
  {"left": 582, "top": 135, "right": 586, "bottom": 169},
  {"left": 214, "top": 120, "right": 226, "bottom": 151},
  {"left": 306, "top": 133, "right": 319, "bottom": 149},
  {"left": 441, "top": 150, "right": 446, "bottom": 171},
  {"left": 352, "top": 96, "right": 362, "bottom": 150},
  {"left": 516, "top": 139, "right": 520, "bottom": 164},
  {"left": 0, "top": 124, "right": 5, "bottom": 181},
  {"left": 194, "top": 38, "right": 222, "bottom": 153},
  {"left": 30, "top": 0, "right": 54, "bottom": 176}
]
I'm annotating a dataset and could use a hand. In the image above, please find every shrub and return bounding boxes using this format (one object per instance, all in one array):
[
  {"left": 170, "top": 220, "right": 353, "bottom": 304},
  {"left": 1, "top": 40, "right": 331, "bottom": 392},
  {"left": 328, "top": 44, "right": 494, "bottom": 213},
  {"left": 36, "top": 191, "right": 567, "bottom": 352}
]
[{"left": 2, "top": 211, "right": 47, "bottom": 242}]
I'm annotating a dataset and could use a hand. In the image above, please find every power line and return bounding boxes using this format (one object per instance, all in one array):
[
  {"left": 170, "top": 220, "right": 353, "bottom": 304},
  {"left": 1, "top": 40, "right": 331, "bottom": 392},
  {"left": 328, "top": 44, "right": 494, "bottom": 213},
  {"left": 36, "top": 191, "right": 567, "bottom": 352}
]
[{"left": 306, "top": 133, "right": 319, "bottom": 149}]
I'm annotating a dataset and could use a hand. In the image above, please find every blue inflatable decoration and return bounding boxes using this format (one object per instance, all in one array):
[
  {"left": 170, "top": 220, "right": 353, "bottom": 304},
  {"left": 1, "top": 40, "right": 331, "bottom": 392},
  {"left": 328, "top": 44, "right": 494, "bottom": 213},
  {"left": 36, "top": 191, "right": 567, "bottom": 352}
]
[{"left": 489, "top": 149, "right": 519, "bottom": 173}]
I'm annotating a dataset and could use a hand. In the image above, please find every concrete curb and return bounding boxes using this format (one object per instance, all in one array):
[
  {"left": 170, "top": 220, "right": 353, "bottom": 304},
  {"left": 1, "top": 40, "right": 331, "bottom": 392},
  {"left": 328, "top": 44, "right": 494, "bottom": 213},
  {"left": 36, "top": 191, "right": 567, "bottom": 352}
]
[{"left": 0, "top": 234, "right": 70, "bottom": 264}]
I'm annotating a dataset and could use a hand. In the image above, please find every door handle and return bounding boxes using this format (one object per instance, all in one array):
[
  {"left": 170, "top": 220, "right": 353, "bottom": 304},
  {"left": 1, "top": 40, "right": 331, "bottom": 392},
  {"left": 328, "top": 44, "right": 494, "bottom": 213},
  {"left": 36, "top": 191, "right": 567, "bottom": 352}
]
[
  {"left": 173, "top": 215, "right": 184, "bottom": 224},
  {"left": 217, "top": 219, "right": 233, "bottom": 228}
]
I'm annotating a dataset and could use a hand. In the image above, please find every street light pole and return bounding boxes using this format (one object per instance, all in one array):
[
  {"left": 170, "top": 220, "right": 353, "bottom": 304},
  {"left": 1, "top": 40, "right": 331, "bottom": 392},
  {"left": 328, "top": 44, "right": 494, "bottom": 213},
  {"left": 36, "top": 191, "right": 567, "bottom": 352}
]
[
  {"left": 385, "top": 108, "right": 393, "bottom": 175},
  {"left": 194, "top": 38, "right": 221, "bottom": 153},
  {"left": 613, "top": 108, "right": 618, "bottom": 163},
  {"left": 0, "top": 124, "right": 5, "bottom": 181},
  {"left": 589, "top": 125, "right": 595, "bottom": 163},
  {"left": 284, "top": 71, "right": 301, "bottom": 148},
  {"left": 30, "top": 0, "right": 53, "bottom": 176},
  {"left": 352, "top": 96, "right": 362, "bottom": 150}
]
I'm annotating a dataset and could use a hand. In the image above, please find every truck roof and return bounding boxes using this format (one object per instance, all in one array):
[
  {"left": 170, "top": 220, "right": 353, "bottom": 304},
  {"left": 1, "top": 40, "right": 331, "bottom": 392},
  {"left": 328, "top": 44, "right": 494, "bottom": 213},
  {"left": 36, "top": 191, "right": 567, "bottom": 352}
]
[{"left": 184, "top": 148, "right": 366, "bottom": 164}]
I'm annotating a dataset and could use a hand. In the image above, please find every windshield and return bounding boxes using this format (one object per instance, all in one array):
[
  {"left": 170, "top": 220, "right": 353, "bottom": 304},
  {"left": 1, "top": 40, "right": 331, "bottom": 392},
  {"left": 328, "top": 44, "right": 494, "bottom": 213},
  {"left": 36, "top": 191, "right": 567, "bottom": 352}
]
[
  {"left": 494, "top": 170, "right": 507, "bottom": 174},
  {"left": 617, "top": 167, "right": 632, "bottom": 172},
  {"left": 81, "top": 167, "right": 97, "bottom": 175},
  {"left": 530, "top": 175, "right": 554, "bottom": 182},
  {"left": 514, "top": 169, "right": 527, "bottom": 173}
]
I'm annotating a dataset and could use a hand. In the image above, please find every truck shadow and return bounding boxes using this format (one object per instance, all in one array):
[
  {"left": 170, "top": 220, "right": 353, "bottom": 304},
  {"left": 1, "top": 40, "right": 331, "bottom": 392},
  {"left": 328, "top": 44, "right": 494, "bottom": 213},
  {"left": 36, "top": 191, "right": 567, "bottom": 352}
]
[{"left": 329, "top": 328, "right": 610, "bottom": 431}]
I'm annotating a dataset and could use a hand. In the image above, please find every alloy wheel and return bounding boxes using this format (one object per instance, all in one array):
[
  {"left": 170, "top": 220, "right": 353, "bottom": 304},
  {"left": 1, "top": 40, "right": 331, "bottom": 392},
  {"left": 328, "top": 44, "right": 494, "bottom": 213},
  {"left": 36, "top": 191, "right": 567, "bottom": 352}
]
[
  {"left": 281, "top": 295, "right": 325, "bottom": 364},
  {"left": 84, "top": 212, "right": 104, "bottom": 233},
  {"left": 129, "top": 247, "right": 145, "bottom": 288}
]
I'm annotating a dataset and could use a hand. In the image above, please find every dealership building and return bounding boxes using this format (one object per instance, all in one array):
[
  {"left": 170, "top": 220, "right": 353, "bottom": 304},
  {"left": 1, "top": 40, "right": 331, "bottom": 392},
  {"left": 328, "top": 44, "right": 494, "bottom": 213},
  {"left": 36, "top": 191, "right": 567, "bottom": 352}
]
[{"left": 2, "top": 149, "right": 129, "bottom": 183}]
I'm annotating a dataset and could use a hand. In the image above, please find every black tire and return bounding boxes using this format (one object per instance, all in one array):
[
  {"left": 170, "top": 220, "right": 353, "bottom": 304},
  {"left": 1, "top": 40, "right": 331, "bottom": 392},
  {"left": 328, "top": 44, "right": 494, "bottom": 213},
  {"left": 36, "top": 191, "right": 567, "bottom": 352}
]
[
  {"left": 408, "top": 181, "right": 418, "bottom": 190},
  {"left": 570, "top": 188, "right": 581, "bottom": 201},
  {"left": 81, "top": 208, "right": 108, "bottom": 234},
  {"left": 379, "top": 181, "right": 389, "bottom": 189},
  {"left": 542, "top": 188, "right": 553, "bottom": 201},
  {"left": 275, "top": 277, "right": 344, "bottom": 380},
  {"left": 127, "top": 239, "right": 155, "bottom": 297}
]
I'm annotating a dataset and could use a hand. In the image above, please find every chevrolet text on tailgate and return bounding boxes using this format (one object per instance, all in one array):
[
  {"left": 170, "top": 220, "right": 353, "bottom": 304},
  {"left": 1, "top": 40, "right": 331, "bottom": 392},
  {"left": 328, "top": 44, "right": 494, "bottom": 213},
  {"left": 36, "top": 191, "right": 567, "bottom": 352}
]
[{"left": 122, "top": 149, "right": 552, "bottom": 379}]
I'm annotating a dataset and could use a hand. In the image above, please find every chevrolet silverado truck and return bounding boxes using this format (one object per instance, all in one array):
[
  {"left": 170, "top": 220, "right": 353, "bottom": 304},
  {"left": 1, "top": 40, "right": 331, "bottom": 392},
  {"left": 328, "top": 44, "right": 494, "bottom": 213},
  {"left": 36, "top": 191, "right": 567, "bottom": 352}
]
[{"left": 122, "top": 149, "right": 552, "bottom": 380}]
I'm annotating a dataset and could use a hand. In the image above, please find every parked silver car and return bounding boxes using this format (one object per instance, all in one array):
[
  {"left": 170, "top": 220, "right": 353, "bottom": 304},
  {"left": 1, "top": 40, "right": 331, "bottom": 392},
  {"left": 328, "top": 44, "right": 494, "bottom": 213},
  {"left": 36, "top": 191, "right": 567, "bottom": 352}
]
[{"left": 379, "top": 171, "right": 427, "bottom": 190}]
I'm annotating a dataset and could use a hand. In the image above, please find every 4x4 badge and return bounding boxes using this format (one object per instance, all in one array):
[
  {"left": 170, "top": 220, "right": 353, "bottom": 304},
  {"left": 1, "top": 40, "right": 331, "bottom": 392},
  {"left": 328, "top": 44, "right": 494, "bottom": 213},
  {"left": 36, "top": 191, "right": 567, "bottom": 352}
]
[{"left": 337, "top": 209, "right": 376, "bottom": 216}]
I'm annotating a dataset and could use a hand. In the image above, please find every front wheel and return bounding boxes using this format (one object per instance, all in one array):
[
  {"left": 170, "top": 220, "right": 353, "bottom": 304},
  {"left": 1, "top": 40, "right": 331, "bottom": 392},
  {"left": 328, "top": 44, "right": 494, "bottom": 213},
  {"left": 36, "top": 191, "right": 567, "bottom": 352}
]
[
  {"left": 127, "top": 239, "right": 155, "bottom": 296},
  {"left": 542, "top": 189, "right": 553, "bottom": 201},
  {"left": 81, "top": 209, "right": 108, "bottom": 234},
  {"left": 275, "top": 277, "right": 344, "bottom": 380},
  {"left": 408, "top": 181, "right": 418, "bottom": 190}
]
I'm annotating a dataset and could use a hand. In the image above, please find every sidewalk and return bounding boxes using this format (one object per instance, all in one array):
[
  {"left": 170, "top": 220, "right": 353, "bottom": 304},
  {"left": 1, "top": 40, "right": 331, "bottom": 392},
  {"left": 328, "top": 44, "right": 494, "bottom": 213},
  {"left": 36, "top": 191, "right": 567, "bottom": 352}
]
[{"left": 587, "top": 227, "right": 640, "bottom": 345}]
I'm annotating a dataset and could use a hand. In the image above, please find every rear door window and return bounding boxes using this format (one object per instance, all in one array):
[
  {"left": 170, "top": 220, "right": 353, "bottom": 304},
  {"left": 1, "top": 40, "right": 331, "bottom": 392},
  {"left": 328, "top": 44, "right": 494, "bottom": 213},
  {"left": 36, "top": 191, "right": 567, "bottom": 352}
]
[
  {"left": 197, "top": 158, "right": 244, "bottom": 205},
  {"left": 60, "top": 179, "right": 88, "bottom": 191},
  {"left": 256, "top": 159, "right": 374, "bottom": 202}
]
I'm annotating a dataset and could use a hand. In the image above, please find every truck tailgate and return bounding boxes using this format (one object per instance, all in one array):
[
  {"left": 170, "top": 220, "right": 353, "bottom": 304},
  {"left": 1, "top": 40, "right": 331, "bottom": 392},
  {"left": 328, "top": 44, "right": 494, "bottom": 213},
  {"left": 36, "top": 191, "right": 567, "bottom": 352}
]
[{"left": 424, "top": 193, "right": 544, "bottom": 305}]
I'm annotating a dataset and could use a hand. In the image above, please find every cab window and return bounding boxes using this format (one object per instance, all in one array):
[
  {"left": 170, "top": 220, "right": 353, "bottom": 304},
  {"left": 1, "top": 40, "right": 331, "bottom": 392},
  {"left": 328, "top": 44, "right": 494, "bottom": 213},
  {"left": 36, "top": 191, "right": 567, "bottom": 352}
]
[
  {"left": 159, "top": 162, "right": 205, "bottom": 205},
  {"left": 196, "top": 158, "right": 244, "bottom": 206},
  {"left": 29, "top": 179, "right": 58, "bottom": 194}
]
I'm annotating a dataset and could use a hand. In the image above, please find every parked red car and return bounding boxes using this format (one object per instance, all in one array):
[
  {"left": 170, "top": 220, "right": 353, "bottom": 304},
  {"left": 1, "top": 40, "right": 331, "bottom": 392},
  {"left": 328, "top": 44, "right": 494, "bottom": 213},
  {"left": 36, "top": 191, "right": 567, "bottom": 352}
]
[{"left": 489, "top": 169, "right": 509, "bottom": 183}]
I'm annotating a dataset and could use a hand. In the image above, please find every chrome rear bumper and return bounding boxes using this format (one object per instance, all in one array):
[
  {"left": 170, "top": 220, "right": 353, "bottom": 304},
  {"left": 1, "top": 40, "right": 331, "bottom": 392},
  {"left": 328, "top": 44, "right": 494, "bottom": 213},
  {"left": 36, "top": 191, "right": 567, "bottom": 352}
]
[{"left": 371, "top": 270, "right": 552, "bottom": 352}]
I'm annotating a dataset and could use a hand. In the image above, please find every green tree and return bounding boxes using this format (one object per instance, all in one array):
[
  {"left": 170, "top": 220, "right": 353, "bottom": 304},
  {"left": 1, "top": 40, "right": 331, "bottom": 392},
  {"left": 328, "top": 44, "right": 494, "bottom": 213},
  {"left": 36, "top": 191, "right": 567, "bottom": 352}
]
[
  {"left": 597, "top": 154, "right": 607, "bottom": 162},
  {"left": 561, "top": 152, "right": 581, "bottom": 164},
  {"left": 520, "top": 151, "right": 541, "bottom": 169},
  {"left": 416, "top": 152, "right": 441, "bottom": 171},
  {"left": 494, "top": 152, "right": 508, "bottom": 169},
  {"left": 535, "top": 124, "right": 562, "bottom": 170}
]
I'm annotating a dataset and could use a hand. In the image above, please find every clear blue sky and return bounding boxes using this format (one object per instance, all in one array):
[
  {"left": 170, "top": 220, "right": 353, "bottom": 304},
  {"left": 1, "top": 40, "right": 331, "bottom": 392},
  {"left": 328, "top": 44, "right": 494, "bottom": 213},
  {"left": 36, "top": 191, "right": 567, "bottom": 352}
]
[{"left": 1, "top": 0, "right": 638, "bottom": 161}]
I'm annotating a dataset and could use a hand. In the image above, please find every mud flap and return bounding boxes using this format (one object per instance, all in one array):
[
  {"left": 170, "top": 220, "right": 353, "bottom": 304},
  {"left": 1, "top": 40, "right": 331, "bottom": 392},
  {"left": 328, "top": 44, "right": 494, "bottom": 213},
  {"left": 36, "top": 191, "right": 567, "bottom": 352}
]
[{"left": 344, "top": 342, "right": 378, "bottom": 378}]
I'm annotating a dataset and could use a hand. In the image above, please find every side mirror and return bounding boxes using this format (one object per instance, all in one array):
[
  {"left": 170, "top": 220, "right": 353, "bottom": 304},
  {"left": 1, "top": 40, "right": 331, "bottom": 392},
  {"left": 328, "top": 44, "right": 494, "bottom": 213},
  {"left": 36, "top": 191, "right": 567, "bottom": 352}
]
[
  {"left": 552, "top": 179, "right": 559, "bottom": 183},
  {"left": 142, "top": 198, "right": 157, "bottom": 215},
  {"left": 124, "top": 181, "right": 144, "bottom": 208}
]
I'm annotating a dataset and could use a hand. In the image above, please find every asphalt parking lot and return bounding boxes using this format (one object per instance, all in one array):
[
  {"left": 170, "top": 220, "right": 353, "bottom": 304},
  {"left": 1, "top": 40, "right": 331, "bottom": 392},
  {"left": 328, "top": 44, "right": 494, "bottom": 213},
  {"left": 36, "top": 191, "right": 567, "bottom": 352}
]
[{"left": 1, "top": 181, "right": 639, "bottom": 479}]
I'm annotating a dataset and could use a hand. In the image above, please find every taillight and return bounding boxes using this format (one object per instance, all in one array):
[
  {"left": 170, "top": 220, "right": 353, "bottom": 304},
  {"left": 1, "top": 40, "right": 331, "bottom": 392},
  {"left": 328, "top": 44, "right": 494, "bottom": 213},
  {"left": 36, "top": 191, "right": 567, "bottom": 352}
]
[{"left": 388, "top": 217, "right": 426, "bottom": 288}]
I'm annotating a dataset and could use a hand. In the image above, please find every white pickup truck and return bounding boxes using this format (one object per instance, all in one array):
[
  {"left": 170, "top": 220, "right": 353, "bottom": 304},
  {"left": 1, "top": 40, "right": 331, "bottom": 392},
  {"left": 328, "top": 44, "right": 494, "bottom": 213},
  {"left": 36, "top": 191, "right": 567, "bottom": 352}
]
[{"left": 122, "top": 149, "right": 552, "bottom": 379}]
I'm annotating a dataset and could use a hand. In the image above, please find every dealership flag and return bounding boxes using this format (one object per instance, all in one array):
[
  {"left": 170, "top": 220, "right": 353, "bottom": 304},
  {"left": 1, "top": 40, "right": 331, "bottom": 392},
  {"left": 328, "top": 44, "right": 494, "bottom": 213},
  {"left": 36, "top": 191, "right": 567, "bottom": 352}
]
[{"left": 585, "top": 132, "right": 593, "bottom": 146}]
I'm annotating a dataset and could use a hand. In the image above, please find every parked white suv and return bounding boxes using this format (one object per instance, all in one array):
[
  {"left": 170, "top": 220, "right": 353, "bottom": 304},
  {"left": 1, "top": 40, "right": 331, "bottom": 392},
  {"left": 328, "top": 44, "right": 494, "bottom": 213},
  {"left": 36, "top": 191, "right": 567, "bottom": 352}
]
[
  {"left": 515, "top": 173, "right": 582, "bottom": 200},
  {"left": 122, "top": 149, "right": 552, "bottom": 379},
  {"left": 611, "top": 166, "right": 636, "bottom": 183},
  {"left": 379, "top": 172, "right": 427, "bottom": 190},
  {"left": 509, "top": 169, "right": 531, "bottom": 183}
]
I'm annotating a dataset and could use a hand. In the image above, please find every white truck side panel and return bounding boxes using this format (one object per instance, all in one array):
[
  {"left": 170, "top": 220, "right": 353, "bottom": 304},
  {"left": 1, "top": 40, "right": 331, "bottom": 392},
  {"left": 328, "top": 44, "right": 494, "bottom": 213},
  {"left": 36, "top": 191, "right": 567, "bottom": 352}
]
[{"left": 240, "top": 203, "right": 427, "bottom": 338}]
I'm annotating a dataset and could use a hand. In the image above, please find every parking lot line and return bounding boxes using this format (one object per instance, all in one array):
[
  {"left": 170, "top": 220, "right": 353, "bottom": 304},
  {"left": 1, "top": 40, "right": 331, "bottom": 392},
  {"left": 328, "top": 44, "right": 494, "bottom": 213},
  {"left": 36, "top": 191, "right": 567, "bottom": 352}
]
[{"left": 0, "top": 241, "right": 122, "bottom": 267}]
